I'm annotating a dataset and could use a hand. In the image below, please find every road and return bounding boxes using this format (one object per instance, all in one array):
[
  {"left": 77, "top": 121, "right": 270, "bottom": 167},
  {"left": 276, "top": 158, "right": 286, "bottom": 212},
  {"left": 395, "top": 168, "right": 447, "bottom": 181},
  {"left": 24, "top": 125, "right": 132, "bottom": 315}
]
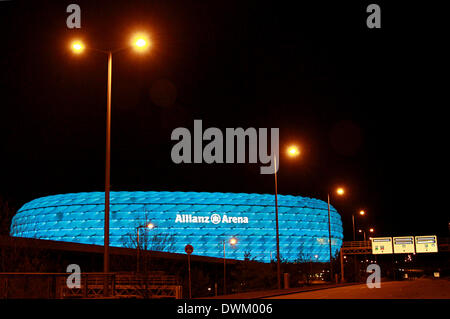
[{"left": 267, "top": 278, "right": 450, "bottom": 299}]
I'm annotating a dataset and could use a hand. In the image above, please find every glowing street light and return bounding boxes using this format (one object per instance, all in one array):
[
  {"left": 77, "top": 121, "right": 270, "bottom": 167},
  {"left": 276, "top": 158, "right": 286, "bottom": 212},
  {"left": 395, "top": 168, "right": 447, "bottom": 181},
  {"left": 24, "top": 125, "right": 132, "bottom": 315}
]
[
  {"left": 327, "top": 187, "right": 346, "bottom": 282},
  {"left": 136, "top": 222, "right": 155, "bottom": 273},
  {"left": 135, "top": 38, "right": 146, "bottom": 47},
  {"left": 223, "top": 237, "right": 238, "bottom": 295},
  {"left": 353, "top": 210, "right": 367, "bottom": 241},
  {"left": 132, "top": 34, "right": 150, "bottom": 52},
  {"left": 287, "top": 145, "right": 300, "bottom": 157},
  {"left": 358, "top": 228, "right": 374, "bottom": 241},
  {"left": 69, "top": 32, "right": 151, "bottom": 295},
  {"left": 272, "top": 144, "right": 302, "bottom": 289},
  {"left": 71, "top": 40, "right": 84, "bottom": 53}
]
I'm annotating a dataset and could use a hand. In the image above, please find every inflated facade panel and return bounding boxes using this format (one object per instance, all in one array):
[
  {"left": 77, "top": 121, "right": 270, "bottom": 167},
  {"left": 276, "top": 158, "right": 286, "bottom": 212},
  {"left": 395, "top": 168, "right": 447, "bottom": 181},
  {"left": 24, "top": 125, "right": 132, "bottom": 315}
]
[{"left": 10, "top": 191, "right": 343, "bottom": 262}]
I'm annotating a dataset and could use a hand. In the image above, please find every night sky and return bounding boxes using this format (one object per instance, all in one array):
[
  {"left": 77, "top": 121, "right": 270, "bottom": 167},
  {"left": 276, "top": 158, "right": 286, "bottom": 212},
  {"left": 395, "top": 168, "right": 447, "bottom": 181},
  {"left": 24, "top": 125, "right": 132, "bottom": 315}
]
[{"left": 0, "top": 0, "right": 447, "bottom": 240}]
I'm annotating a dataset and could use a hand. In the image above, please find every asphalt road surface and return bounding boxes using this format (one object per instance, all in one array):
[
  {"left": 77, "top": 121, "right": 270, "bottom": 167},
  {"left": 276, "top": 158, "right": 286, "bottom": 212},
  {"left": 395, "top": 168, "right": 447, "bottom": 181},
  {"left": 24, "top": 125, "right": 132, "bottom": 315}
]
[{"left": 267, "top": 278, "right": 450, "bottom": 299}]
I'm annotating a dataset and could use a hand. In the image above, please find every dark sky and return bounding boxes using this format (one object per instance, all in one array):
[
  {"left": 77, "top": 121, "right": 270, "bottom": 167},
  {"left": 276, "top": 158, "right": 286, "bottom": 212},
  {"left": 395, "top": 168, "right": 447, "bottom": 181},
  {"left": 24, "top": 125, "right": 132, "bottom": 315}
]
[{"left": 0, "top": 0, "right": 447, "bottom": 239}]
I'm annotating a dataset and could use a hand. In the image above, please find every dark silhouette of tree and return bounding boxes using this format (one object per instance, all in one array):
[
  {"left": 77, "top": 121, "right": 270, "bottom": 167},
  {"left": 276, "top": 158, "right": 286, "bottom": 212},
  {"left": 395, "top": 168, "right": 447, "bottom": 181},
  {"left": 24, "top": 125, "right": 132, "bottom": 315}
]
[
  {"left": 122, "top": 211, "right": 176, "bottom": 275},
  {"left": 0, "top": 197, "right": 15, "bottom": 236}
]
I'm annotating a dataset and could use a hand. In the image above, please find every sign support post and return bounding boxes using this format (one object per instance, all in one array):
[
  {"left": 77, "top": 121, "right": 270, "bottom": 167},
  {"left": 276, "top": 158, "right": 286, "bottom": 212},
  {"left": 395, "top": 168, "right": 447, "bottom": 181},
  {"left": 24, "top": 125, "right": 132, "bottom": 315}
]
[{"left": 185, "top": 244, "right": 194, "bottom": 299}]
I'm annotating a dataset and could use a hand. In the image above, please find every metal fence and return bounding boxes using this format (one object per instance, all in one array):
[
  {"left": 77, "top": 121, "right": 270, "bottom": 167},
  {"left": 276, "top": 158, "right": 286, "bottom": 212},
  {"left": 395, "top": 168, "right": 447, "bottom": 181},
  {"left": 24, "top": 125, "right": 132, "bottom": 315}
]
[{"left": 0, "top": 272, "right": 182, "bottom": 299}]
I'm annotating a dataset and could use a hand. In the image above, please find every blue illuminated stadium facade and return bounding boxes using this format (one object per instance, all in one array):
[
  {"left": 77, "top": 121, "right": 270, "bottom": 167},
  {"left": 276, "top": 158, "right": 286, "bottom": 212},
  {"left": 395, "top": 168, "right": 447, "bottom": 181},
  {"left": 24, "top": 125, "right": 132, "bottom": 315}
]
[{"left": 10, "top": 191, "right": 343, "bottom": 262}]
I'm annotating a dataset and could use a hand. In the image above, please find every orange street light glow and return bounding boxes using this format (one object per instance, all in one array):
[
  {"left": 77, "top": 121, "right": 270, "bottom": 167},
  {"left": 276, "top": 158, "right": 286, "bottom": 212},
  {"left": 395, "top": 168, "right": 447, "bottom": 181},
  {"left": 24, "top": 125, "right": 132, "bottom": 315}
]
[
  {"left": 147, "top": 222, "right": 155, "bottom": 229},
  {"left": 132, "top": 34, "right": 150, "bottom": 51},
  {"left": 360, "top": 210, "right": 365, "bottom": 216},
  {"left": 287, "top": 145, "right": 300, "bottom": 157},
  {"left": 230, "top": 237, "right": 237, "bottom": 245},
  {"left": 71, "top": 41, "right": 84, "bottom": 53},
  {"left": 369, "top": 228, "right": 374, "bottom": 233},
  {"left": 135, "top": 38, "right": 146, "bottom": 47},
  {"left": 336, "top": 187, "right": 345, "bottom": 196}
]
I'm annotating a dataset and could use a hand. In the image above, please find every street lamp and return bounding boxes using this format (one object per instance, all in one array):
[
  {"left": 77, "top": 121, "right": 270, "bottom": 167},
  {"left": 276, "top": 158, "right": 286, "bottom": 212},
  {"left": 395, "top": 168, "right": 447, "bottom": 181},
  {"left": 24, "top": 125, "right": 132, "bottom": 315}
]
[
  {"left": 136, "top": 222, "right": 155, "bottom": 273},
  {"left": 352, "top": 210, "right": 366, "bottom": 241},
  {"left": 286, "top": 145, "right": 300, "bottom": 157},
  {"left": 70, "top": 34, "right": 150, "bottom": 295},
  {"left": 131, "top": 33, "right": 150, "bottom": 51},
  {"left": 358, "top": 227, "right": 374, "bottom": 241},
  {"left": 272, "top": 145, "right": 301, "bottom": 289},
  {"left": 358, "top": 229, "right": 366, "bottom": 241},
  {"left": 223, "top": 237, "right": 237, "bottom": 295},
  {"left": 71, "top": 40, "right": 84, "bottom": 53},
  {"left": 327, "top": 187, "right": 344, "bottom": 282}
]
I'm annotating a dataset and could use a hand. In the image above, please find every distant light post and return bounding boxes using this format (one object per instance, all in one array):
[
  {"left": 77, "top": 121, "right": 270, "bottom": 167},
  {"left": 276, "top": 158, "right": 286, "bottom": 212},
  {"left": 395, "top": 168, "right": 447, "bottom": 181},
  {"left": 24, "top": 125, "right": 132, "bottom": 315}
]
[
  {"left": 70, "top": 34, "right": 150, "bottom": 295},
  {"left": 369, "top": 227, "right": 374, "bottom": 239},
  {"left": 271, "top": 145, "right": 301, "bottom": 289},
  {"left": 358, "top": 227, "right": 374, "bottom": 241},
  {"left": 273, "top": 154, "right": 281, "bottom": 290},
  {"left": 352, "top": 210, "right": 366, "bottom": 241},
  {"left": 327, "top": 187, "right": 345, "bottom": 282},
  {"left": 136, "top": 222, "right": 155, "bottom": 273},
  {"left": 358, "top": 229, "right": 366, "bottom": 241},
  {"left": 223, "top": 237, "right": 237, "bottom": 295}
]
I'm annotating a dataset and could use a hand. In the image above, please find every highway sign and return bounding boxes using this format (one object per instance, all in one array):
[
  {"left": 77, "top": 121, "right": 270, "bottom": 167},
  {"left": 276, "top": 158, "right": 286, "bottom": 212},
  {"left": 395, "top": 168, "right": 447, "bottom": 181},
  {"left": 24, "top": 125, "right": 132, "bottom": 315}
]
[
  {"left": 371, "top": 237, "right": 393, "bottom": 254},
  {"left": 393, "top": 236, "right": 415, "bottom": 254},
  {"left": 415, "top": 235, "right": 438, "bottom": 253}
]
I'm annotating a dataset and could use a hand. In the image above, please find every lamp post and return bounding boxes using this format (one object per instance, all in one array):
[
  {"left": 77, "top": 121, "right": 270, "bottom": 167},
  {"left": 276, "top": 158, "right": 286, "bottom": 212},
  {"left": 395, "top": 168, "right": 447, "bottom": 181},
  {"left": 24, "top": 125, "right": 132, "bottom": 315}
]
[
  {"left": 271, "top": 146, "right": 300, "bottom": 289},
  {"left": 327, "top": 193, "right": 333, "bottom": 281},
  {"left": 273, "top": 154, "right": 281, "bottom": 290},
  {"left": 358, "top": 229, "right": 366, "bottom": 241},
  {"left": 327, "top": 187, "right": 344, "bottom": 282},
  {"left": 357, "top": 227, "right": 374, "bottom": 280},
  {"left": 358, "top": 227, "right": 374, "bottom": 241},
  {"left": 136, "top": 222, "right": 155, "bottom": 273},
  {"left": 352, "top": 210, "right": 366, "bottom": 282},
  {"left": 352, "top": 210, "right": 366, "bottom": 241},
  {"left": 223, "top": 237, "right": 237, "bottom": 295},
  {"left": 70, "top": 34, "right": 150, "bottom": 296},
  {"left": 105, "top": 49, "right": 112, "bottom": 280}
]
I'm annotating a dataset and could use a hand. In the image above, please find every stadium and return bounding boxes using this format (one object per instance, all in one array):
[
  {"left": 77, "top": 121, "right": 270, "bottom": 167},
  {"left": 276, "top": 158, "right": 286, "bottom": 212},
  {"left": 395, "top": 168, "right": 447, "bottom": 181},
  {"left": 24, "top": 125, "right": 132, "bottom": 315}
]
[{"left": 10, "top": 191, "right": 343, "bottom": 262}]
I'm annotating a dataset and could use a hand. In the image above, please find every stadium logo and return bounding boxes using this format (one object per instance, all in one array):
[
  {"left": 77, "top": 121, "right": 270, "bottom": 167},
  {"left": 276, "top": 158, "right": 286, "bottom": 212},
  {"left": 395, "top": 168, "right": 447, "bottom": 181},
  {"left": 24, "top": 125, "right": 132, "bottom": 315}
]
[
  {"left": 175, "top": 213, "right": 249, "bottom": 224},
  {"left": 210, "top": 214, "right": 221, "bottom": 224}
]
